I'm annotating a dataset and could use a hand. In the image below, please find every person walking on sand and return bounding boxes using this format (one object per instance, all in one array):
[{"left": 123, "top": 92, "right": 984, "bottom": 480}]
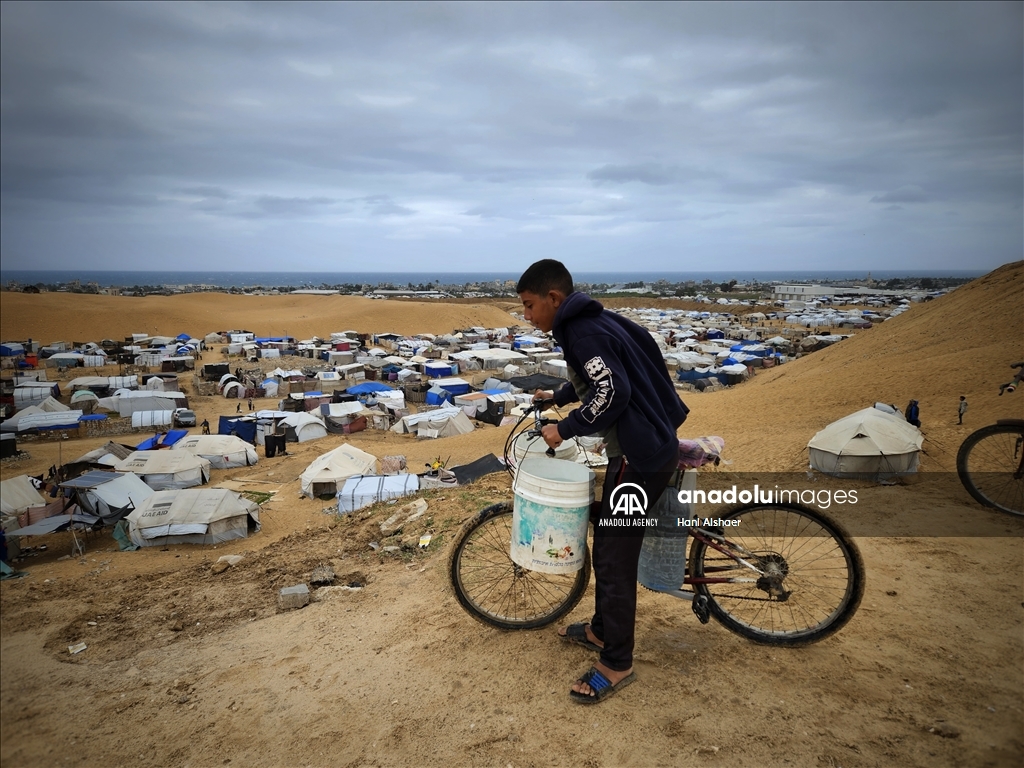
[
  {"left": 248, "top": 398, "right": 254, "bottom": 411},
  {"left": 958, "top": 396, "right": 968, "bottom": 425},
  {"left": 517, "top": 259, "right": 688, "bottom": 705},
  {"left": 905, "top": 400, "right": 921, "bottom": 428},
  {"left": 236, "top": 402, "right": 241, "bottom": 414}
]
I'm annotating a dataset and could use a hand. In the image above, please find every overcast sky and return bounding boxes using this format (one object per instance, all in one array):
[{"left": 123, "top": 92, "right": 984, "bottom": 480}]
[{"left": 1, "top": 1, "right": 1021, "bottom": 274}]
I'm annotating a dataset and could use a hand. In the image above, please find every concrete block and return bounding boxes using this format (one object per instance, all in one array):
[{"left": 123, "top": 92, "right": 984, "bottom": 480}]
[{"left": 278, "top": 584, "right": 310, "bottom": 611}]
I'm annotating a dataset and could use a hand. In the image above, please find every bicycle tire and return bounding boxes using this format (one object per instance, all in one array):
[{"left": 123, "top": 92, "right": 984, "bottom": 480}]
[
  {"left": 687, "top": 503, "right": 864, "bottom": 646},
  {"left": 448, "top": 502, "right": 591, "bottom": 630},
  {"left": 956, "top": 422, "right": 1024, "bottom": 517}
]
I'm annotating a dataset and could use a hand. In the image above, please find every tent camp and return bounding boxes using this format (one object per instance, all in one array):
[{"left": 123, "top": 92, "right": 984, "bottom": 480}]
[
  {"left": 173, "top": 435, "right": 258, "bottom": 469},
  {"left": 299, "top": 444, "right": 379, "bottom": 498},
  {"left": 808, "top": 407, "right": 923, "bottom": 479},
  {"left": 124, "top": 488, "right": 260, "bottom": 547},
  {"left": 59, "top": 470, "right": 154, "bottom": 524},
  {"left": 114, "top": 451, "right": 211, "bottom": 490}
]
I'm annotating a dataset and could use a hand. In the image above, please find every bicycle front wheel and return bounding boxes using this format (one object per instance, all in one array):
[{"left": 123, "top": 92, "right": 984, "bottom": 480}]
[
  {"left": 448, "top": 502, "right": 591, "bottom": 630},
  {"left": 688, "top": 503, "right": 864, "bottom": 646},
  {"left": 956, "top": 422, "right": 1024, "bottom": 517}
]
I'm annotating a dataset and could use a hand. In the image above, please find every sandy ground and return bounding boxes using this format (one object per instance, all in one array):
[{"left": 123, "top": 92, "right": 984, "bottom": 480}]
[{"left": 1, "top": 263, "right": 1022, "bottom": 768}]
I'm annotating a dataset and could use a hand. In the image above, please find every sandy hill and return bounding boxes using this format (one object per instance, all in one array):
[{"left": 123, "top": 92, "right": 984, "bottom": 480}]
[
  {"left": 683, "top": 260, "right": 1024, "bottom": 470},
  {"left": 0, "top": 291, "right": 520, "bottom": 342}
]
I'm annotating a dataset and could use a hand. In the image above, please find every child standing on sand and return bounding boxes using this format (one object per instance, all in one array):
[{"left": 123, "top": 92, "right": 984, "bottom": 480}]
[{"left": 958, "top": 396, "right": 968, "bottom": 424}]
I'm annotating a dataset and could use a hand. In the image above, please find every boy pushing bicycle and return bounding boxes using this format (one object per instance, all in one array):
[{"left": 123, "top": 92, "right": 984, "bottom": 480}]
[{"left": 516, "top": 259, "right": 688, "bottom": 704}]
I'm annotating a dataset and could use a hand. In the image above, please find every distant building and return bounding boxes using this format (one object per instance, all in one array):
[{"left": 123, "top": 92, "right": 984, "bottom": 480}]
[{"left": 772, "top": 284, "right": 911, "bottom": 301}]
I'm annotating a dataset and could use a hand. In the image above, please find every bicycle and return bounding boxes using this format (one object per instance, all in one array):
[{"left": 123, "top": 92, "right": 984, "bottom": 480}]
[
  {"left": 448, "top": 402, "right": 865, "bottom": 645},
  {"left": 957, "top": 415, "right": 1024, "bottom": 517}
]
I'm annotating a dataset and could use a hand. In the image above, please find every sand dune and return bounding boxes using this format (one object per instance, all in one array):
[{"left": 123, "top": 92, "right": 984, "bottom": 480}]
[{"left": 0, "top": 291, "right": 520, "bottom": 341}]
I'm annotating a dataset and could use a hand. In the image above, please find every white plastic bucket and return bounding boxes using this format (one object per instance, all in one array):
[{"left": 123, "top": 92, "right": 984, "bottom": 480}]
[
  {"left": 512, "top": 434, "right": 578, "bottom": 466},
  {"left": 510, "top": 458, "right": 594, "bottom": 574}
]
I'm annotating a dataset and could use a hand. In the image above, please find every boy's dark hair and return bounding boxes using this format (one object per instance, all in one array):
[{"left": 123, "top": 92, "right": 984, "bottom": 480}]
[{"left": 516, "top": 259, "right": 574, "bottom": 296}]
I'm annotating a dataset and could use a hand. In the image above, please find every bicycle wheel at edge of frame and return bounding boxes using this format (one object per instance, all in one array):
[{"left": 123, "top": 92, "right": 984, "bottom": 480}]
[
  {"left": 686, "top": 501, "right": 865, "bottom": 646},
  {"left": 956, "top": 421, "right": 1024, "bottom": 517},
  {"left": 447, "top": 501, "right": 592, "bottom": 630}
]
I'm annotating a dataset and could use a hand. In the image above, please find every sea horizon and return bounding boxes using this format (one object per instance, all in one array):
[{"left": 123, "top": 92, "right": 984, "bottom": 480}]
[{"left": 0, "top": 268, "right": 986, "bottom": 289}]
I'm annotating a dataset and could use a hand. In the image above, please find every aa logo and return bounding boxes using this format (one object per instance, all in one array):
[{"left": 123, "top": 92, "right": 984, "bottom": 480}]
[{"left": 609, "top": 483, "right": 648, "bottom": 516}]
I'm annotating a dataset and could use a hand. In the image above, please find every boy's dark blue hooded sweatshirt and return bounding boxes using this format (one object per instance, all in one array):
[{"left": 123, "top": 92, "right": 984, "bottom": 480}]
[{"left": 551, "top": 291, "right": 688, "bottom": 478}]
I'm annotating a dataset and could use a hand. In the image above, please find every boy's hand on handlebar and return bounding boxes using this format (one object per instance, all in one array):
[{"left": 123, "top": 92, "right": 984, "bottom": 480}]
[
  {"left": 533, "top": 389, "right": 555, "bottom": 403},
  {"left": 541, "top": 423, "right": 563, "bottom": 449}
]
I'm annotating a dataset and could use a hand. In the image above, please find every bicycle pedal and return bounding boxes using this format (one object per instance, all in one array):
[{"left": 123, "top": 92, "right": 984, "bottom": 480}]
[{"left": 692, "top": 594, "right": 711, "bottom": 624}]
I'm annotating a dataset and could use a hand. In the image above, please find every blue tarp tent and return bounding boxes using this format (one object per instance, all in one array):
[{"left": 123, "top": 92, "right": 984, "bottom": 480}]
[
  {"left": 425, "top": 388, "right": 451, "bottom": 405},
  {"left": 136, "top": 429, "right": 189, "bottom": 450},
  {"left": 0, "top": 343, "right": 25, "bottom": 356},
  {"left": 218, "top": 416, "right": 257, "bottom": 444},
  {"left": 706, "top": 329, "right": 725, "bottom": 340},
  {"left": 424, "top": 362, "right": 456, "bottom": 378},
  {"left": 175, "top": 334, "right": 191, "bottom": 341},
  {"left": 347, "top": 382, "right": 394, "bottom": 395}
]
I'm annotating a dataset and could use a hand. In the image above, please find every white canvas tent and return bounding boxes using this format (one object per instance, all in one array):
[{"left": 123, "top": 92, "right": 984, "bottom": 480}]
[
  {"left": 0, "top": 475, "right": 47, "bottom": 517},
  {"left": 114, "top": 451, "right": 211, "bottom": 490},
  {"left": 132, "top": 410, "right": 174, "bottom": 428},
  {"left": 117, "top": 391, "right": 186, "bottom": 417},
  {"left": 173, "top": 435, "right": 258, "bottom": 469},
  {"left": 125, "top": 488, "right": 260, "bottom": 547},
  {"left": 808, "top": 407, "right": 923, "bottom": 478},
  {"left": 281, "top": 412, "right": 328, "bottom": 443},
  {"left": 337, "top": 474, "right": 419, "bottom": 513},
  {"left": 300, "top": 444, "right": 379, "bottom": 498},
  {"left": 390, "top": 406, "right": 474, "bottom": 436}
]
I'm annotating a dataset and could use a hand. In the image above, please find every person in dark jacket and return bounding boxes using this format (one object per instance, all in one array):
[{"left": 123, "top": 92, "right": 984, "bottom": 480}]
[
  {"left": 906, "top": 400, "right": 921, "bottom": 428},
  {"left": 517, "top": 259, "right": 688, "bottom": 704}
]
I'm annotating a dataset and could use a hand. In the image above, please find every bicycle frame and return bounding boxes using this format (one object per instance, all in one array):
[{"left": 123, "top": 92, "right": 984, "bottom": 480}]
[{"left": 645, "top": 525, "right": 769, "bottom": 602}]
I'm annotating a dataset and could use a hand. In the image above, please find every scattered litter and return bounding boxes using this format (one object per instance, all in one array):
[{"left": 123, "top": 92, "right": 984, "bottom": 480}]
[
  {"left": 217, "top": 555, "right": 244, "bottom": 566},
  {"left": 87, "top": 621, "right": 97, "bottom": 627},
  {"left": 68, "top": 642, "right": 87, "bottom": 654},
  {"left": 382, "top": 545, "right": 400, "bottom": 553},
  {"left": 418, "top": 534, "right": 432, "bottom": 549},
  {"left": 368, "top": 541, "right": 380, "bottom": 551}
]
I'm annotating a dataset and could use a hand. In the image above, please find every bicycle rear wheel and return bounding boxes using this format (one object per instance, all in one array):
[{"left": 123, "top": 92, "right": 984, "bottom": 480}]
[
  {"left": 687, "top": 503, "right": 864, "bottom": 646},
  {"left": 956, "top": 422, "right": 1024, "bottom": 517},
  {"left": 449, "top": 502, "right": 591, "bottom": 630}
]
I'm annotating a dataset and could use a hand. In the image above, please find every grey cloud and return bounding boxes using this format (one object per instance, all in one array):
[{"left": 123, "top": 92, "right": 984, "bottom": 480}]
[
  {"left": 370, "top": 201, "right": 415, "bottom": 217},
  {"left": 181, "top": 186, "right": 232, "bottom": 199},
  {"left": 588, "top": 163, "right": 686, "bottom": 186},
  {"left": 870, "top": 186, "right": 929, "bottom": 203},
  {"left": 0, "top": 2, "right": 1019, "bottom": 271}
]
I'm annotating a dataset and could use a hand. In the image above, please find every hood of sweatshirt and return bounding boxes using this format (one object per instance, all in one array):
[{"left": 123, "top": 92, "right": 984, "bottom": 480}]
[{"left": 553, "top": 291, "right": 603, "bottom": 336}]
